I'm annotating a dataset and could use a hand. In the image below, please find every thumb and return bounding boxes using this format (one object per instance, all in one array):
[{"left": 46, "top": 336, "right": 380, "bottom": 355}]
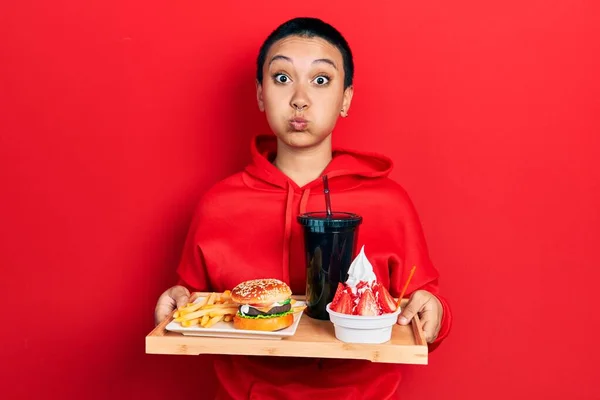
[
  {"left": 172, "top": 286, "right": 191, "bottom": 309},
  {"left": 398, "top": 292, "right": 425, "bottom": 325},
  {"left": 154, "top": 286, "right": 190, "bottom": 326}
]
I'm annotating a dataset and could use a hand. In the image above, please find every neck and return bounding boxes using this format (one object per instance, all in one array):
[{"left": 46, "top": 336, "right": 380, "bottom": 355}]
[{"left": 273, "top": 136, "right": 333, "bottom": 187}]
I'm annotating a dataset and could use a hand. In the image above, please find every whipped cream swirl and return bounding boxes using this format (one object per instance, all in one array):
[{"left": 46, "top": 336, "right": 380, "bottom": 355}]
[{"left": 345, "top": 245, "right": 377, "bottom": 288}]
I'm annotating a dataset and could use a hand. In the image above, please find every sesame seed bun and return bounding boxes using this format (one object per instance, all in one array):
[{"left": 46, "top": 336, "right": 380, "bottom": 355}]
[{"left": 231, "top": 278, "right": 292, "bottom": 306}]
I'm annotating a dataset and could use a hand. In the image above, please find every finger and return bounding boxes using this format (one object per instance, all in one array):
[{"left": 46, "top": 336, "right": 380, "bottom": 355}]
[
  {"left": 419, "top": 307, "right": 442, "bottom": 343},
  {"left": 420, "top": 316, "right": 435, "bottom": 343},
  {"left": 154, "top": 286, "right": 189, "bottom": 325},
  {"left": 397, "top": 293, "right": 426, "bottom": 325},
  {"left": 154, "top": 299, "right": 175, "bottom": 325},
  {"left": 172, "top": 286, "right": 191, "bottom": 309}
]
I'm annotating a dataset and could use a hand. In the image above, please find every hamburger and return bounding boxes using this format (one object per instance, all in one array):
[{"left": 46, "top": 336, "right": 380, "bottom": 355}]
[{"left": 231, "top": 278, "right": 294, "bottom": 331}]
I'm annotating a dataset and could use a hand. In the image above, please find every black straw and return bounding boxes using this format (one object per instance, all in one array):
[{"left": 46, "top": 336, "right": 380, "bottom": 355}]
[{"left": 323, "top": 175, "right": 332, "bottom": 218}]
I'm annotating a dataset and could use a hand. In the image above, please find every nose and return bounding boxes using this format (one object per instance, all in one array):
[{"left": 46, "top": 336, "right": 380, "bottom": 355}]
[
  {"left": 290, "top": 85, "right": 310, "bottom": 111},
  {"left": 292, "top": 102, "right": 307, "bottom": 111}
]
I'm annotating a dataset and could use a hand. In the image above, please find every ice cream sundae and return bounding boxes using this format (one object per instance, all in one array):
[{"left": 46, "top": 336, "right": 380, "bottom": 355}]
[{"left": 329, "top": 245, "right": 398, "bottom": 316}]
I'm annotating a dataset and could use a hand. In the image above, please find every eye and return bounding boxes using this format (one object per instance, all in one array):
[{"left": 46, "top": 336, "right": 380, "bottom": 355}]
[
  {"left": 313, "top": 75, "right": 330, "bottom": 85},
  {"left": 274, "top": 73, "right": 291, "bottom": 84}
]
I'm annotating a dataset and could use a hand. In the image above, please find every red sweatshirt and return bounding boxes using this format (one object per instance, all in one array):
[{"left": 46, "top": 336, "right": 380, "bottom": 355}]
[{"left": 176, "top": 134, "right": 452, "bottom": 400}]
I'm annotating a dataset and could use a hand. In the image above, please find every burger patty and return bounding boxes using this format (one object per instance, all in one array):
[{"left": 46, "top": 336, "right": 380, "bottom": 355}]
[{"left": 242, "top": 303, "right": 292, "bottom": 317}]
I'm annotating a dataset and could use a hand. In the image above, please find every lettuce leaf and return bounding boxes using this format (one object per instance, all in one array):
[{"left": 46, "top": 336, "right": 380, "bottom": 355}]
[{"left": 237, "top": 310, "right": 293, "bottom": 319}]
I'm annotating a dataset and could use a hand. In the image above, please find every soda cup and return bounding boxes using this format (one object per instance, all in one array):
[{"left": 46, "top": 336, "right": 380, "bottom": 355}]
[{"left": 297, "top": 211, "right": 362, "bottom": 320}]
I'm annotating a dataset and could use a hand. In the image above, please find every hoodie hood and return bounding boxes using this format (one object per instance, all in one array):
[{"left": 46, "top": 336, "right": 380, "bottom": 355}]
[{"left": 243, "top": 134, "right": 394, "bottom": 192}]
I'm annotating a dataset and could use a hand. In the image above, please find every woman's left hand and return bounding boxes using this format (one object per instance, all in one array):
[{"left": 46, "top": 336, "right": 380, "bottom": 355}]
[{"left": 397, "top": 290, "right": 443, "bottom": 343}]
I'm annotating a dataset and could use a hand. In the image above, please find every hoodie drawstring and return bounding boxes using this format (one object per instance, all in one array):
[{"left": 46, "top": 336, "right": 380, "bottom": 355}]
[
  {"left": 282, "top": 185, "right": 311, "bottom": 284},
  {"left": 282, "top": 182, "right": 294, "bottom": 283},
  {"left": 299, "top": 187, "right": 310, "bottom": 215}
]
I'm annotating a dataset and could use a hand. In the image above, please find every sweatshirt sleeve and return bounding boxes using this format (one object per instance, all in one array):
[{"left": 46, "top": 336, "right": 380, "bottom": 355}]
[
  {"left": 388, "top": 184, "right": 453, "bottom": 350},
  {"left": 428, "top": 292, "right": 452, "bottom": 351},
  {"left": 175, "top": 202, "right": 212, "bottom": 292}
]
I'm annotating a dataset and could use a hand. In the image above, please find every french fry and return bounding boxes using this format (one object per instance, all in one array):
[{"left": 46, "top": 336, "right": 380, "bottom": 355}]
[
  {"left": 206, "top": 292, "right": 217, "bottom": 306},
  {"left": 175, "top": 308, "right": 213, "bottom": 322},
  {"left": 205, "top": 315, "right": 224, "bottom": 328},
  {"left": 208, "top": 308, "right": 238, "bottom": 318},
  {"left": 173, "top": 290, "right": 239, "bottom": 327},
  {"left": 292, "top": 305, "right": 306, "bottom": 313},
  {"left": 200, "top": 315, "right": 210, "bottom": 327},
  {"left": 182, "top": 318, "right": 200, "bottom": 327},
  {"left": 179, "top": 296, "right": 209, "bottom": 316},
  {"left": 202, "top": 302, "right": 237, "bottom": 309},
  {"left": 290, "top": 299, "right": 297, "bottom": 305}
]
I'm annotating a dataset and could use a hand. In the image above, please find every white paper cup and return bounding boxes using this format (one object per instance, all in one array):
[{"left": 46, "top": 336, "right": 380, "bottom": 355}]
[{"left": 326, "top": 303, "right": 402, "bottom": 344}]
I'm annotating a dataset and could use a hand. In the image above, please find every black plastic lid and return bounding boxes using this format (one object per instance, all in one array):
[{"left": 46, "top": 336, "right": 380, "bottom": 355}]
[{"left": 297, "top": 211, "right": 363, "bottom": 229}]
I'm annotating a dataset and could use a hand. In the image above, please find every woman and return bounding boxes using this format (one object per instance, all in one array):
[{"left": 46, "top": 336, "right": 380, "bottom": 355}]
[{"left": 155, "top": 17, "right": 452, "bottom": 399}]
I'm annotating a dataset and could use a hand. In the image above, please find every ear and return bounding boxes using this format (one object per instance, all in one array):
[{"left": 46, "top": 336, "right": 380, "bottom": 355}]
[
  {"left": 256, "top": 79, "right": 265, "bottom": 112},
  {"left": 340, "top": 85, "right": 354, "bottom": 117}
]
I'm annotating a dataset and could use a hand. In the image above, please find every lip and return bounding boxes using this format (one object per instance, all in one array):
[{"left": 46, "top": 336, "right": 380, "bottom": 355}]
[{"left": 289, "top": 117, "right": 308, "bottom": 131}]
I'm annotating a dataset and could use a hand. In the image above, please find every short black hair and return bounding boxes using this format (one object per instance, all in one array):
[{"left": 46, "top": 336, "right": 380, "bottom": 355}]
[{"left": 256, "top": 17, "right": 354, "bottom": 89}]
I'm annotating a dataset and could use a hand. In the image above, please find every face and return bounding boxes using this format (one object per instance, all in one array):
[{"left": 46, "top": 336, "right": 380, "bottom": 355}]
[{"left": 256, "top": 35, "right": 353, "bottom": 149}]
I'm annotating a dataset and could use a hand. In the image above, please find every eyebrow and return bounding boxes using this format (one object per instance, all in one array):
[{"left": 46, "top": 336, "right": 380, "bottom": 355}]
[
  {"left": 269, "top": 55, "right": 338, "bottom": 70},
  {"left": 313, "top": 58, "right": 338, "bottom": 70}
]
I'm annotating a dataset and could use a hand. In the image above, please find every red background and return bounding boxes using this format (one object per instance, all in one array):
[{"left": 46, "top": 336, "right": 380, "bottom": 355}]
[{"left": 1, "top": 1, "right": 599, "bottom": 399}]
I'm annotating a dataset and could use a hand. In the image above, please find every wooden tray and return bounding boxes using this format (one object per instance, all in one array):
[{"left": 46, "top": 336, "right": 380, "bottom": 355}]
[{"left": 146, "top": 295, "right": 428, "bottom": 365}]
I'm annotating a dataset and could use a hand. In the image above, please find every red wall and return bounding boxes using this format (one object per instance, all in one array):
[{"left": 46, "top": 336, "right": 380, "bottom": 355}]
[{"left": 1, "top": 1, "right": 599, "bottom": 399}]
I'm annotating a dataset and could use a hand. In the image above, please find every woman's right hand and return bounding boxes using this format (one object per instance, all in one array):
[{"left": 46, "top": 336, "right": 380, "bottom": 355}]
[{"left": 154, "top": 285, "right": 190, "bottom": 325}]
